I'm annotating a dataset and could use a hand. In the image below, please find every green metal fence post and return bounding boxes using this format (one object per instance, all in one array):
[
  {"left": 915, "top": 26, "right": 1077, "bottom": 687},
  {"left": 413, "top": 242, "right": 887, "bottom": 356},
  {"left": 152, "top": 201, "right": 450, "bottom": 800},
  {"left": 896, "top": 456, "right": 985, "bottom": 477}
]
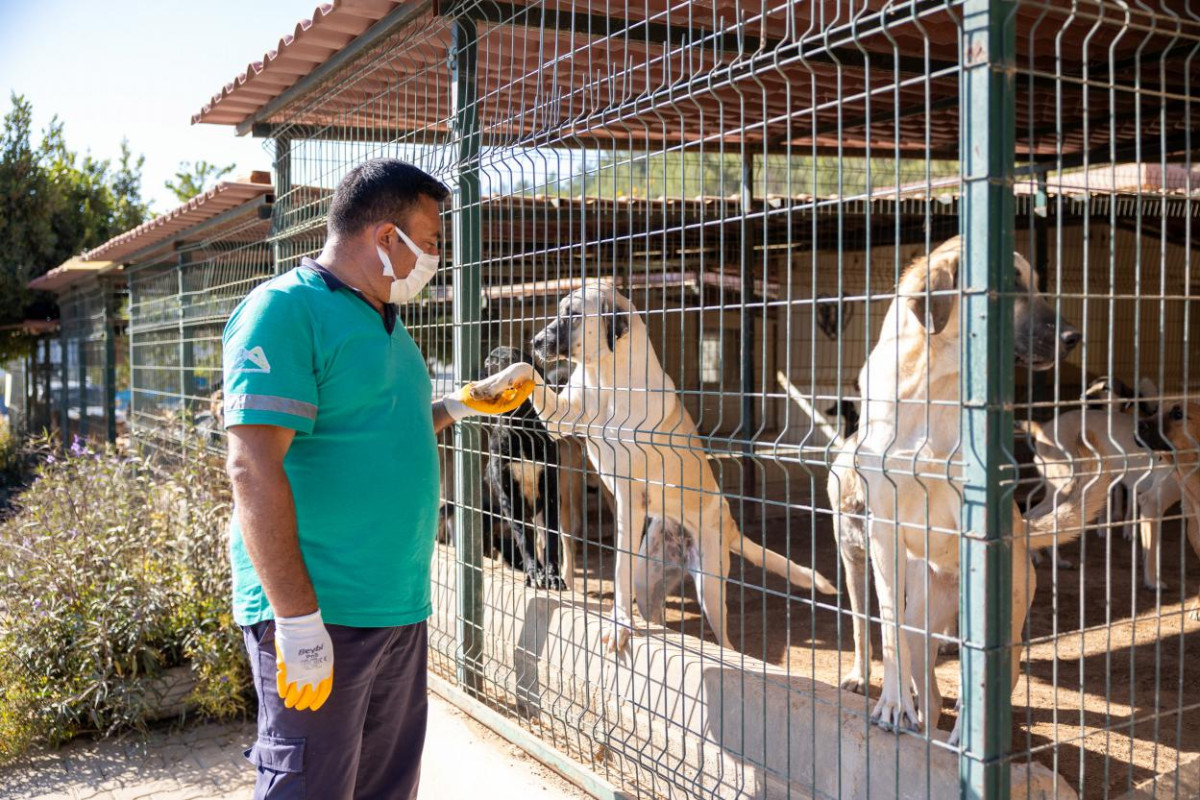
[
  {"left": 272, "top": 137, "right": 292, "bottom": 276},
  {"left": 58, "top": 330, "right": 69, "bottom": 451},
  {"left": 103, "top": 281, "right": 118, "bottom": 444},
  {"left": 176, "top": 243, "right": 196, "bottom": 443},
  {"left": 740, "top": 150, "right": 756, "bottom": 500},
  {"left": 959, "top": 1, "right": 1017, "bottom": 797},
  {"left": 76, "top": 296, "right": 88, "bottom": 439},
  {"left": 450, "top": 12, "right": 484, "bottom": 695}
]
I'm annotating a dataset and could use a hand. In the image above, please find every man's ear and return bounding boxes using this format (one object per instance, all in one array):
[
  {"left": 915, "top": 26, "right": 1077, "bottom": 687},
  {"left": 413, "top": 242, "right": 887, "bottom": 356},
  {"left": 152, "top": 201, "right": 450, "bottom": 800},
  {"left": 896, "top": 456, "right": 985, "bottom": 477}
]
[{"left": 905, "top": 246, "right": 959, "bottom": 335}]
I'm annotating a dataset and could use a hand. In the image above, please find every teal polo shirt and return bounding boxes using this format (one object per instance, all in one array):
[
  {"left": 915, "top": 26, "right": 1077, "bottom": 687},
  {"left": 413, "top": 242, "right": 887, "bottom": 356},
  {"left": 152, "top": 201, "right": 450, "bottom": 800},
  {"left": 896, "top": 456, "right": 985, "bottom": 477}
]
[{"left": 222, "top": 258, "right": 440, "bottom": 628}]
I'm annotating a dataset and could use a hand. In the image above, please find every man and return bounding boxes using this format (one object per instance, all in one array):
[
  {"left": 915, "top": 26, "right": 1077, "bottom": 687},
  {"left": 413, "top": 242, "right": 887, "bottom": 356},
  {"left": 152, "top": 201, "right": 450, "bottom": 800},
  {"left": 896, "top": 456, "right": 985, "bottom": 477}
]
[{"left": 222, "top": 159, "right": 531, "bottom": 799}]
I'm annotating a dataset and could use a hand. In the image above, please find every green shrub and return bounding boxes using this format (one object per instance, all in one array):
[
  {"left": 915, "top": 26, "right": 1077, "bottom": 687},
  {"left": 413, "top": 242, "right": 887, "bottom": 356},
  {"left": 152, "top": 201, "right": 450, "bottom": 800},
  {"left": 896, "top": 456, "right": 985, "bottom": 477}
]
[
  {"left": 0, "top": 420, "right": 28, "bottom": 492},
  {"left": 0, "top": 434, "right": 246, "bottom": 763}
]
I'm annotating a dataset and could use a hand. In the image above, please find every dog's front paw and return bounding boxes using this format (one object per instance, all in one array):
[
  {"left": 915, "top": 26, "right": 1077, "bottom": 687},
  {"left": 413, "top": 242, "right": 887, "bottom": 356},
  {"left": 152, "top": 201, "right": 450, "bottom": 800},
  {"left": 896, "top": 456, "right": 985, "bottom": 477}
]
[
  {"left": 601, "top": 613, "right": 633, "bottom": 653},
  {"left": 947, "top": 717, "right": 963, "bottom": 746},
  {"left": 946, "top": 698, "right": 964, "bottom": 746},
  {"left": 1142, "top": 577, "right": 1168, "bottom": 592},
  {"left": 524, "top": 569, "right": 545, "bottom": 588},
  {"left": 839, "top": 671, "right": 868, "bottom": 695},
  {"left": 871, "top": 687, "right": 921, "bottom": 733},
  {"left": 538, "top": 572, "right": 568, "bottom": 591},
  {"left": 1189, "top": 602, "right": 1200, "bottom": 623}
]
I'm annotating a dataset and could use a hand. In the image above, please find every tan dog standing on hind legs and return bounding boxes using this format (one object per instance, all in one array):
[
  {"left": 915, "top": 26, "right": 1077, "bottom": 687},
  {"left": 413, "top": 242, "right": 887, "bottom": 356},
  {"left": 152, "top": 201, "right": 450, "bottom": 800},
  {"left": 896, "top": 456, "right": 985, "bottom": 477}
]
[
  {"left": 529, "top": 281, "right": 836, "bottom": 653},
  {"left": 828, "top": 236, "right": 1106, "bottom": 744}
]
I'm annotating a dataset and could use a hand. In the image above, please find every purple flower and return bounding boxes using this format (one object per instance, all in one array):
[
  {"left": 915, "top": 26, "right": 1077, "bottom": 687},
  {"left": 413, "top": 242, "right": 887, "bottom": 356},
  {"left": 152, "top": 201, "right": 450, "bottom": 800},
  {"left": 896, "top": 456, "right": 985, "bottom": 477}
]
[
  {"left": 70, "top": 435, "right": 86, "bottom": 457},
  {"left": 45, "top": 454, "right": 56, "bottom": 464}
]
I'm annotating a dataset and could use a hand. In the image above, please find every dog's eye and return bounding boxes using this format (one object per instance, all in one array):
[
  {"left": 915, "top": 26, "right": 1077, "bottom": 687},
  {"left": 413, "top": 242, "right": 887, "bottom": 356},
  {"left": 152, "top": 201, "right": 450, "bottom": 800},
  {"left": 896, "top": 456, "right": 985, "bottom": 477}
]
[{"left": 1171, "top": 406, "right": 1184, "bottom": 421}]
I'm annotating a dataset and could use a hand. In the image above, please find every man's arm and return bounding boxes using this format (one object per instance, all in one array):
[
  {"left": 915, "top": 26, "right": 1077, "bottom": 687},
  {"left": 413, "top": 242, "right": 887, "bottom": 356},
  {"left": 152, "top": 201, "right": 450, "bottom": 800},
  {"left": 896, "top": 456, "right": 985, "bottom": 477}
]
[
  {"left": 432, "top": 400, "right": 455, "bottom": 435},
  {"left": 226, "top": 424, "right": 317, "bottom": 617},
  {"left": 431, "top": 361, "right": 536, "bottom": 434}
]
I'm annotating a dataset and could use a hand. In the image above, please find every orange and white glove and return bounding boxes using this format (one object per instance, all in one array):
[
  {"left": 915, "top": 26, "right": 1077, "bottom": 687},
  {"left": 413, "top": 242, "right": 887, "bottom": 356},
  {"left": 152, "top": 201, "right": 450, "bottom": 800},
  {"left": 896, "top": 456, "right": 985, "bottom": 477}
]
[
  {"left": 274, "top": 610, "right": 333, "bottom": 711},
  {"left": 443, "top": 362, "right": 535, "bottom": 421}
]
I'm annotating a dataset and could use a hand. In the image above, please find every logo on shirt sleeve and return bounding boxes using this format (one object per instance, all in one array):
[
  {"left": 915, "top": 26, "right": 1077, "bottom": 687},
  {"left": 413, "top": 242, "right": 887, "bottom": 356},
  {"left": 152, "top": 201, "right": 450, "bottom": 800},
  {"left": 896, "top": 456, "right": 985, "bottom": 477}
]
[{"left": 227, "top": 346, "right": 272, "bottom": 374}]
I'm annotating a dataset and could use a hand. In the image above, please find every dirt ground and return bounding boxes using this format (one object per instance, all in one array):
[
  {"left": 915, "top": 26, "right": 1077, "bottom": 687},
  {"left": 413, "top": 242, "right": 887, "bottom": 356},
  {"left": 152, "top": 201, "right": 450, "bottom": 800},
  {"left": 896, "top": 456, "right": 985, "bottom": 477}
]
[{"left": 499, "top": 494, "right": 1200, "bottom": 800}]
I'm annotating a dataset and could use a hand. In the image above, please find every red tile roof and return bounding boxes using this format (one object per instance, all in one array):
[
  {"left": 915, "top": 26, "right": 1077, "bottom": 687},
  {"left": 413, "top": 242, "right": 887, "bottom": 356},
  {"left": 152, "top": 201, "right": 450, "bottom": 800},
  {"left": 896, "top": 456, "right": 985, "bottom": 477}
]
[
  {"left": 28, "top": 258, "right": 116, "bottom": 294},
  {"left": 191, "top": 0, "right": 1200, "bottom": 159},
  {"left": 82, "top": 173, "right": 273, "bottom": 264},
  {"left": 192, "top": 0, "right": 405, "bottom": 127}
]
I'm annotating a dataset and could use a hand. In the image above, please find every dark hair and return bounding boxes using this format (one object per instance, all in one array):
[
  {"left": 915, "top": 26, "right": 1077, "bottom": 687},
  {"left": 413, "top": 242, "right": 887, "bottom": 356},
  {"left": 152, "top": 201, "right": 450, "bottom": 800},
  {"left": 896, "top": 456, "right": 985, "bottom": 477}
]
[{"left": 327, "top": 159, "right": 450, "bottom": 237}]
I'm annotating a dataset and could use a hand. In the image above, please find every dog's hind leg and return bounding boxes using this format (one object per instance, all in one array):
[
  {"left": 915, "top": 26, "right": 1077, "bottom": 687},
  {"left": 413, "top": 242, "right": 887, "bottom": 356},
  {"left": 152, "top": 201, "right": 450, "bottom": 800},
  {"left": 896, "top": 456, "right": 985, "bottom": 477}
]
[
  {"left": 1184, "top": 493, "right": 1200, "bottom": 621},
  {"left": 498, "top": 465, "right": 543, "bottom": 586},
  {"left": 1136, "top": 477, "right": 1175, "bottom": 591},
  {"left": 837, "top": 539, "right": 871, "bottom": 695},
  {"left": 905, "top": 563, "right": 955, "bottom": 734},
  {"left": 867, "top": 510, "right": 921, "bottom": 733},
  {"left": 556, "top": 440, "right": 586, "bottom": 584},
  {"left": 634, "top": 517, "right": 687, "bottom": 626},
  {"left": 603, "top": 484, "right": 647, "bottom": 653},
  {"left": 692, "top": 515, "right": 732, "bottom": 649},
  {"left": 538, "top": 462, "right": 567, "bottom": 590}
]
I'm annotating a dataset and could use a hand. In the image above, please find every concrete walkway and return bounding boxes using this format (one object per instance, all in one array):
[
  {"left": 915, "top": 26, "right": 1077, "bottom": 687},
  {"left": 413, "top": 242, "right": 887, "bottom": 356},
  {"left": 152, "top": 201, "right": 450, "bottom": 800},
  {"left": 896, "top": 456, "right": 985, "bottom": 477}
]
[{"left": 2, "top": 691, "right": 590, "bottom": 800}]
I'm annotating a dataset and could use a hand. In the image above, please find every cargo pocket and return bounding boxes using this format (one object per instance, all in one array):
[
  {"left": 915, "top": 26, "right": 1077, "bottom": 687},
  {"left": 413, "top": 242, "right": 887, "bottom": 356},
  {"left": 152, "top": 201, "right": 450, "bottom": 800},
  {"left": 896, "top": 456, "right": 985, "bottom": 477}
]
[{"left": 244, "top": 734, "right": 305, "bottom": 799}]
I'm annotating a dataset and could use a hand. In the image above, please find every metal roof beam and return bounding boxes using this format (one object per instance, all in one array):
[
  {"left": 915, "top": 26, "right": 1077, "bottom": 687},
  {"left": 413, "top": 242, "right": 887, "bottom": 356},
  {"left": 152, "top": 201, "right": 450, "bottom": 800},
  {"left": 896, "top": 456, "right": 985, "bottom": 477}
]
[{"left": 239, "top": 2, "right": 430, "bottom": 137}]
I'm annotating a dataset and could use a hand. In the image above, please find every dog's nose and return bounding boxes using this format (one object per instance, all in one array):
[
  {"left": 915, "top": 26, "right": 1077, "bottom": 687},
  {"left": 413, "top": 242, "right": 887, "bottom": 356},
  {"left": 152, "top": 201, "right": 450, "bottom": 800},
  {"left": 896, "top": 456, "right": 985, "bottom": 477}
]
[{"left": 1060, "top": 328, "right": 1081, "bottom": 350}]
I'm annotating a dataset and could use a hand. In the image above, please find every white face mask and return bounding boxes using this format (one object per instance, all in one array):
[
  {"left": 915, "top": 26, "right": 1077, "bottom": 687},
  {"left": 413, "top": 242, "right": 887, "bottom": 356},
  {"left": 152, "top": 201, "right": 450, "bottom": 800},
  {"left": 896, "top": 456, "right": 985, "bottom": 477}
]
[{"left": 377, "top": 225, "right": 439, "bottom": 305}]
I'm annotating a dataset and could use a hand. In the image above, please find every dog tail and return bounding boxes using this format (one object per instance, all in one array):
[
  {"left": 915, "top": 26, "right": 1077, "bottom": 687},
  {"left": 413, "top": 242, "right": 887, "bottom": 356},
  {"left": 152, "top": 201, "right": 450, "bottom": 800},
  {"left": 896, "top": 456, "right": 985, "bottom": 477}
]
[
  {"left": 1021, "top": 430, "right": 1108, "bottom": 551},
  {"left": 735, "top": 535, "right": 839, "bottom": 595}
]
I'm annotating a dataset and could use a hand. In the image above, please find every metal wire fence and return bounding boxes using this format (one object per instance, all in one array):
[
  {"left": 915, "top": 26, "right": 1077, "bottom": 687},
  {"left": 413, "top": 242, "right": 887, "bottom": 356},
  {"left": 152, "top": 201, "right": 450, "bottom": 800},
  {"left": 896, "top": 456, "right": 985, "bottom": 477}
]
[
  {"left": 56, "top": 277, "right": 127, "bottom": 443},
  {"left": 126, "top": 210, "right": 273, "bottom": 455},
  {"left": 81, "top": 0, "right": 1200, "bottom": 797}
]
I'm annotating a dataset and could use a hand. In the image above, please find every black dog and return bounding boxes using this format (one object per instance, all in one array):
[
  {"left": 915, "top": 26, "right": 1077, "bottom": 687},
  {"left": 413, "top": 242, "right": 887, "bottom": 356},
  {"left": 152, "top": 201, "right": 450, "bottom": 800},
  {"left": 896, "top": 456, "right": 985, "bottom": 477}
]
[
  {"left": 436, "top": 496, "right": 530, "bottom": 571},
  {"left": 482, "top": 346, "right": 566, "bottom": 589},
  {"left": 825, "top": 399, "right": 859, "bottom": 439}
]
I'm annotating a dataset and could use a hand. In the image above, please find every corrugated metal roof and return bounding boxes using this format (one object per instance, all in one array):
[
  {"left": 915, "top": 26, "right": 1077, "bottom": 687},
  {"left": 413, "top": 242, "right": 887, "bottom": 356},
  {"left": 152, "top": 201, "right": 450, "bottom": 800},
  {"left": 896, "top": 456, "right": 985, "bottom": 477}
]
[
  {"left": 27, "top": 257, "right": 116, "bottom": 294},
  {"left": 192, "top": 0, "right": 406, "bottom": 127},
  {"left": 83, "top": 173, "right": 273, "bottom": 264}
]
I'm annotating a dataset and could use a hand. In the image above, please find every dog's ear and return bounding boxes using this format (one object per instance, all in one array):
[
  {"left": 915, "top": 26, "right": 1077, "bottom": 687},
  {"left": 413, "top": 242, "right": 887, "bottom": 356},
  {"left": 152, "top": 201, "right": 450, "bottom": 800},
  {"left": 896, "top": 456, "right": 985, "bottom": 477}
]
[
  {"left": 601, "top": 296, "right": 630, "bottom": 350},
  {"left": 905, "top": 246, "right": 959, "bottom": 335}
]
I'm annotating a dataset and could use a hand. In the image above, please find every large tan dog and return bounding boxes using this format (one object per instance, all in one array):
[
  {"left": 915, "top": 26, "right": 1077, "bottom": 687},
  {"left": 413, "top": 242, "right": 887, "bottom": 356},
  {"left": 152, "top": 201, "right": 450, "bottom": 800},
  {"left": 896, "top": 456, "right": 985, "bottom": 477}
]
[
  {"left": 828, "top": 236, "right": 1105, "bottom": 745},
  {"left": 530, "top": 281, "right": 836, "bottom": 652},
  {"left": 1138, "top": 401, "right": 1200, "bottom": 619}
]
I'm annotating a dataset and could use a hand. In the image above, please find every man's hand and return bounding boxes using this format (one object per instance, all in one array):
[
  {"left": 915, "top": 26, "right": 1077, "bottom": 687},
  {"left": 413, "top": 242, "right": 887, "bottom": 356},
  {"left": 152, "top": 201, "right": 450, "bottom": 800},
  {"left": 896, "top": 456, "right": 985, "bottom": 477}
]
[
  {"left": 443, "top": 362, "right": 536, "bottom": 420},
  {"left": 274, "top": 610, "right": 334, "bottom": 711}
]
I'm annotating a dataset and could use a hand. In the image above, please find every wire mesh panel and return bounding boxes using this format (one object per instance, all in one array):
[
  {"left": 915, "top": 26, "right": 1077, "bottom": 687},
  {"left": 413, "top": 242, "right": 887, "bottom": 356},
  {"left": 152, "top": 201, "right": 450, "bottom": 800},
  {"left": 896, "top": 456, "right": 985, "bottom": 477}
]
[
  {"left": 56, "top": 278, "right": 128, "bottom": 443},
  {"left": 192, "top": 0, "right": 1200, "bottom": 797},
  {"left": 1007, "top": 3, "right": 1200, "bottom": 798},
  {"left": 126, "top": 210, "right": 273, "bottom": 456}
]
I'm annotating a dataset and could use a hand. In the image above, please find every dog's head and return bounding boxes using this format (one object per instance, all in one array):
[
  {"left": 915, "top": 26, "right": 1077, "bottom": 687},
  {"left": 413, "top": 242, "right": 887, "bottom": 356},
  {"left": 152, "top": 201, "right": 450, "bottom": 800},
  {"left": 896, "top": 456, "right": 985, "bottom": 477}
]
[
  {"left": 824, "top": 399, "right": 860, "bottom": 437},
  {"left": 1085, "top": 375, "right": 1133, "bottom": 408},
  {"left": 531, "top": 280, "right": 633, "bottom": 364},
  {"left": 1137, "top": 401, "right": 1198, "bottom": 454},
  {"left": 1085, "top": 375, "right": 1160, "bottom": 417},
  {"left": 900, "top": 237, "right": 1080, "bottom": 371},
  {"left": 481, "top": 345, "right": 535, "bottom": 379}
]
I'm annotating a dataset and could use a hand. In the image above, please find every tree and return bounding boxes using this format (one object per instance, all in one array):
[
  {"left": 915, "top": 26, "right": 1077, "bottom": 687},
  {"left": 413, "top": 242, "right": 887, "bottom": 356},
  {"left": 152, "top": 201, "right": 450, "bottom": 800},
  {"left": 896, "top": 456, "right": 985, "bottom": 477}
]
[
  {"left": 111, "top": 139, "right": 149, "bottom": 231},
  {"left": 164, "top": 160, "right": 235, "bottom": 202},
  {"left": 0, "top": 96, "right": 55, "bottom": 327},
  {"left": 0, "top": 94, "right": 151, "bottom": 357}
]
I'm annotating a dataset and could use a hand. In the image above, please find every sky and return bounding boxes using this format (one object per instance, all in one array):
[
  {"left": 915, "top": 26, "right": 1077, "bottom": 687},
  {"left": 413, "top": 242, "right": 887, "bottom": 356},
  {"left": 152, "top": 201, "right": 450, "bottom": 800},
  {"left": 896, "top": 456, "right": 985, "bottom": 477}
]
[{"left": 0, "top": 0, "right": 318, "bottom": 213}]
